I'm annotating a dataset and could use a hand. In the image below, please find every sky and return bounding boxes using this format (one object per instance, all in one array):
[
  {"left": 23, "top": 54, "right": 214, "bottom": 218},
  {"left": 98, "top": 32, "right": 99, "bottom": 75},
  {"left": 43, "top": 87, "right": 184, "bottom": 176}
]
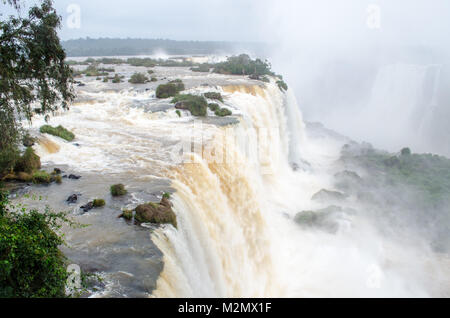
[{"left": 1, "top": 0, "right": 449, "bottom": 46}]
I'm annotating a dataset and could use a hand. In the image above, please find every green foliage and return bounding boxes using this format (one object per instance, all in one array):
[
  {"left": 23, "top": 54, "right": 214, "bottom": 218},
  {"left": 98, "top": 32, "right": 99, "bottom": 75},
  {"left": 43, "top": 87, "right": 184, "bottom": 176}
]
[
  {"left": 150, "top": 76, "right": 158, "bottom": 82},
  {"left": 172, "top": 94, "right": 208, "bottom": 117},
  {"left": 213, "top": 54, "right": 274, "bottom": 76},
  {"left": 341, "top": 144, "right": 450, "bottom": 207},
  {"left": 208, "top": 103, "right": 220, "bottom": 112},
  {"left": 82, "top": 65, "right": 109, "bottom": 77},
  {"left": 31, "top": 170, "right": 52, "bottom": 184},
  {"left": 14, "top": 147, "right": 41, "bottom": 174},
  {"left": 0, "top": 145, "right": 20, "bottom": 177},
  {"left": 110, "top": 184, "right": 127, "bottom": 197},
  {"left": 162, "top": 192, "right": 171, "bottom": 199},
  {"left": 204, "top": 92, "right": 223, "bottom": 102},
  {"left": 111, "top": 74, "right": 122, "bottom": 83},
  {"left": 175, "top": 110, "right": 181, "bottom": 118},
  {"left": 92, "top": 199, "right": 105, "bottom": 208},
  {"left": 0, "top": 191, "right": 76, "bottom": 298},
  {"left": 147, "top": 70, "right": 154, "bottom": 75},
  {"left": 190, "top": 64, "right": 211, "bottom": 72},
  {"left": 126, "top": 58, "right": 157, "bottom": 68},
  {"left": 156, "top": 80, "right": 185, "bottom": 98},
  {"left": 276, "top": 80, "right": 288, "bottom": 91},
  {"left": 128, "top": 72, "right": 149, "bottom": 84},
  {"left": 0, "top": 0, "right": 74, "bottom": 176},
  {"left": 401, "top": 147, "right": 412, "bottom": 156},
  {"left": 215, "top": 108, "right": 232, "bottom": 117},
  {"left": 40, "top": 125, "right": 75, "bottom": 142}
]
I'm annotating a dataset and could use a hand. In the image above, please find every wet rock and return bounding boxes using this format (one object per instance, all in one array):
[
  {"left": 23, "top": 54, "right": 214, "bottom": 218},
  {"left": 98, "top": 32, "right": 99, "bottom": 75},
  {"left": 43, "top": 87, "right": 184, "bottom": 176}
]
[
  {"left": 312, "top": 189, "right": 348, "bottom": 202},
  {"left": 68, "top": 174, "right": 81, "bottom": 180},
  {"left": 119, "top": 209, "right": 133, "bottom": 220},
  {"left": 134, "top": 197, "right": 177, "bottom": 228},
  {"left": 81, "top": 201, "right": 94, "bottom": 213},
  {"left": 294, "top": 206, "right": 343, "bottom": 233},
  {"left": 53, "top": 168, "right": 62, "bottom": 175},
  {"left": 67, "top": 194, "right": 78, "bottom": 204},
  {"left": 77, "top": 83, "right": 86, "bottom": 87}
]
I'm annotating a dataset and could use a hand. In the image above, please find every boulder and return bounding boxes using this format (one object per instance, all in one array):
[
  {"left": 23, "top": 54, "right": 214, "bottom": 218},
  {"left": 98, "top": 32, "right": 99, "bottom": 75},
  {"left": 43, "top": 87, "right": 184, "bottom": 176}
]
[
  {"left": 81, "top": 202, "right": 94, "bottom": 213},
  {"left": 68, "top": 174, "right": 81, "bottom": 180},
  {"left": 134, "top": 197, "right": 177, "bottom": 228},
  {"left": 312, "top": 189, "right": 347, "bottom": 202},
  {"left": 67, "top": 194, "right": 78, "bottom": 204}
]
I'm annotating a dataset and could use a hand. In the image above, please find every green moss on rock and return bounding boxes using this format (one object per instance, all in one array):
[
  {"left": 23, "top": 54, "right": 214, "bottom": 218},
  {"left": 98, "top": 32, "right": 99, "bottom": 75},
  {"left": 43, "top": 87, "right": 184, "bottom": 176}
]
[
  {"left": 110, "top": 184, "right": 127, "bottom": 197},
  {"left": 14, "top": 147, "right": 41, "bottom": 174},
  {"left": 156, "top": 79, "right": 185, "bottom": 98},
  {"left": 134, "top": 197, "right": 177, "bottom": 228},
  {"left": 93, "top": 199, "right": 106, "bottom": 207},
  {"left": 40, "top": 125, "right": 75, "bottom": 142},
  {"left": 172, "top": 94, "right": 208, "bottom": 117}
]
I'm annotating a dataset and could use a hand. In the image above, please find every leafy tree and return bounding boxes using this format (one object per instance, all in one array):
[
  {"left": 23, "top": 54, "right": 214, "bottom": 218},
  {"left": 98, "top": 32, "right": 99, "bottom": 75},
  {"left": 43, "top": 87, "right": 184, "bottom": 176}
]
[
  {"left": 0, "top": 191, "right": 77, "bottom": 298},
  {"left": 0, "top": 0, "right": 74, "bottom": 175}
]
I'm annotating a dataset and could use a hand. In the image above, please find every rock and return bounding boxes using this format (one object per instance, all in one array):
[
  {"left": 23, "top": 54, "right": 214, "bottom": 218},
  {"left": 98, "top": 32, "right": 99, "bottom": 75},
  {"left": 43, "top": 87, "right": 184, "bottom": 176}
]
[
  {"left": 174, "top": 101, "right": 189, "bottom": 110},
  {"left": 110, "top": 184, "right": 127, "bottom": 196},
  {"left": 53, "top": 168, "right": 62, "bottom": 175},
  {"left": 92, "top": 199, "right": 105, "bottom": 207},
  {"left": 68, "top": 174, "right": 81, "bottom": 180},
  {"left": 294, "top": 206, "right": 343, "bottom": 233},
  {"left": 134, "top": 197, "right": 177, "bottom": 228},
  {"left": 78, "top": 83, "right": 86, "bottom": 87},
  {"left": 23, "top": 135, "right": 35, "bottom": 147},
  {"left": 119, "top": 209, "right": 133, "bottom": 220},
  {"left": 81, "top": 201, "right": 94, "bottom": 213},
  {"left": 67, "top": 194, "right": 78, "bottom": 204},
  {"left": 312, "top": 189, "right": 347, "bottom": 202}
]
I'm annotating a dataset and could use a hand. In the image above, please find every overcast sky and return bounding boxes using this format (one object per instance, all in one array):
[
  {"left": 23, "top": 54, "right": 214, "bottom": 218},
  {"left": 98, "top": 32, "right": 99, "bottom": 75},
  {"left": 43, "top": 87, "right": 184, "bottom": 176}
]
[{"left": 1, "top": 0, "right": 449, "bottom": 46}]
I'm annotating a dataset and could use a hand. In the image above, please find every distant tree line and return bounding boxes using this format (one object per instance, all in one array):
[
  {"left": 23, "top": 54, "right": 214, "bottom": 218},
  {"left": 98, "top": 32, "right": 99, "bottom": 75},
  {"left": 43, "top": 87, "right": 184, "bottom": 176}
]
[{"left": 62, "top": 38, "right": 270, "bottom": 57}]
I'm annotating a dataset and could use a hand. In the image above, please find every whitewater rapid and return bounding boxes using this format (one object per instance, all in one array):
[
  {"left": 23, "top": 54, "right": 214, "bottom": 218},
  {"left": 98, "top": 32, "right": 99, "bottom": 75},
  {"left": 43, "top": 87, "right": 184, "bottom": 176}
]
[{"left": 27, "top": 70, "right": 449, "bottom": 297}]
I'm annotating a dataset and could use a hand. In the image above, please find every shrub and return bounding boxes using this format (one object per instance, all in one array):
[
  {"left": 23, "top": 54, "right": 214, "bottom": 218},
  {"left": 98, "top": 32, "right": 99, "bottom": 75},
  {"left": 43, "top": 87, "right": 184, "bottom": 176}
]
[
  {"left": 190, "top": 64, "right": 211, "bottom": 72},
  {"left": 172, "top": 94, "right": 208, "bottom": 117},
  {"left": 163, "top": 192, "right": 171, "bottom": 199},
  {"left": 215, "top": 108, "right": 232, "bottom": 117},
  {"left": 129, "top": 72, "right": 149, "bottom": 84},
  {"left": 92, "top": 199, "right": 105, "bottom": 208},
  {"left": 401, "top": 148, "right": 412, "bottom": 156},
  {"left": 14, "top": 147, "right": 41, "bottom": 174},
  {"left": 32, "top": 171, "right": 52, "bottom": 184},
  {"left": 204, "top": 92, "right": 223, "bottom": 102},
  {"left": 102, "top": 77, "right": 109, "bottom": 83},
  {"left": 208, "top": 103, "right": 220, "bottom": 112},
  {"left": 276, "top": 80, "right": 288, "bottom": 91},
  {"left": 110, "top": 184, "right": 127, "bottom": 197},
  {"left": 176, "top": 110, "right": 181, "bottom": 117},
  {"left": 150, "top": 77, "right": 158, "bottom": 82},
  {"left": 213, "top": 54, "right": 274, "bottom": 76},
  {"left": 147, "top": 70, "right": 154, "bottom": 75},
  {"left": 156, "top": 80, "right": 185, "bottom": 98},
  {"left": 0, "top": 144, "right": 21, "bottom": 177},
  {"left": 111, "top": 74, "right": 122, "bottom": 83},
  {"left": 0, "top": 191, "right": 75, "bottom": 298},
  {"left": 40, "top": 125, "right": 75, "bottom": 142}
]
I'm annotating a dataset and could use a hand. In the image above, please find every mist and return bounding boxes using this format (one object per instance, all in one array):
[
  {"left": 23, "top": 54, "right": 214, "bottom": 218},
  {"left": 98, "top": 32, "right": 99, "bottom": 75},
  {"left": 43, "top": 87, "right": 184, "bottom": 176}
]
[{"left": 257, "top": 0, "right": 450, "bottom": 157}]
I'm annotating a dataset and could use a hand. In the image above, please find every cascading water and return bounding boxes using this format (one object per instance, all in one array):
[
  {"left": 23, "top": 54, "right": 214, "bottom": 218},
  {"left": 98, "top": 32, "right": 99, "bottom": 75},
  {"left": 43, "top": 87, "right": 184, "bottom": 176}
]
[{"left": 24, "top": 66, "right": 449, "bottom": 297}]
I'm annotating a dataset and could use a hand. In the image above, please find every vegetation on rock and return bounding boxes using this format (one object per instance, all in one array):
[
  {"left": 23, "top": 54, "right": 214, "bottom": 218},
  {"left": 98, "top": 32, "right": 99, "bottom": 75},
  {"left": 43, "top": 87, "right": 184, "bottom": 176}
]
[
  {"left": 213, "top": 54, "right": 274, "bottom": 77},
  {"left": 172, "top": 94, "right": 208, "bottom": 117},
  {"left": 156, "top": 80, "right": 185, "bottom": 98},
  {"left": 128, "top": 72, "right": 149, "bottom": 84},
  {"left": 215, "top": 108, "right": 232, "bottom": 117},
  {"left": 14, "top": 148, "right": 41, "bottom": 174},
  {"left": 92, "top": 199, "right": 106, "bottom": 208},
  {"left": 204, "top": 92, "right": 223, "bottom": 102},
  {"left": 110, "top": 184, "right": 127, "bottom": 197},
  {"left": 40, "top": 125, "right": 75, "bottom": 142},
  {"left": 134, "top": 197, "right": 177, "bottom": 228}
]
